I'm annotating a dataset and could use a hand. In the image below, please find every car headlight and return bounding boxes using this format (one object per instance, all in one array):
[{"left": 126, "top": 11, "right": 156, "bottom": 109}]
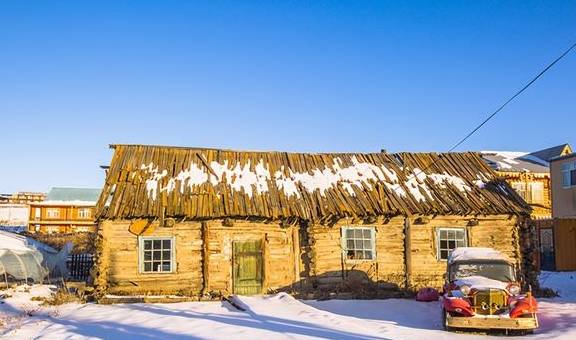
[
  {"left": 508, "top": 283, "right": 521, "bottom": 295},
  {"left": 460, "top": 285, "right": 471, "bottom": 295}
]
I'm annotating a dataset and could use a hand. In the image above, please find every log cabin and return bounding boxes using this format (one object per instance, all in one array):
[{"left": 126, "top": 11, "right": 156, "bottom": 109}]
[{"left": 94, "top": 144, "right": 533, "bottom": 298}]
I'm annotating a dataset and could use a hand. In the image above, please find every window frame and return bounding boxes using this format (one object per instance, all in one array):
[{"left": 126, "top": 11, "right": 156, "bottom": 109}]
[
  {"left": 78, "top": 208, "right": 92, "bottom": 219},
  {"left": 561, "top": 161, "right": 576, "bottom": 188},
  {"left": 341, "top": 226, "right": 377, "bottom": 262},
  {"left": 46, "top": 225, "right": 60, "bottom": 233},
  {"left": 436, "top": 227, "right": 468, "bottom": 261},
  {"left": 510, "top": 182, "right": 528, "bottom": 201},
  {"left": 46, "top": 208, "right": 60, "bottom": 219},
  {"left": 138, "top": 236, "right": 176, "bottom": 274},
  {"left": 75, "top": 226, "right": 92, "bottom": 233},
  {"left": 529, "top": 182, "right": 545, "bottom": 205}
]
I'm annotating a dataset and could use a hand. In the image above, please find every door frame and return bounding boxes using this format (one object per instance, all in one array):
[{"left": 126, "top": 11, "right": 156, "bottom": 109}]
[
  {"left": 539, "top": 227, "right": 555, "bottom": 271},
  {"left": 232, "top": 239, "right": 264, "bottom": 295}
]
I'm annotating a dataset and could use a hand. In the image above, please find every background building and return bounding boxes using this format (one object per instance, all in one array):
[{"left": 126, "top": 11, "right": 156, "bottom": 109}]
[
  {"left": 0, "top": 204, "right": 29, "bottom": 232},
  {"left": 545, "top": 152, "right": 576, "bottom": 271},
  {"left": 8, "top": 192, "right": 46, "bottom": 204},
  {"left": 551, "top": 152, "right": 576, "bottom": 218},
  {"left": 28, "top": 187, "right": 101, "bottom": 233},
  {"left": 481, "top": 144, "right": 572, "bottom": 220}
]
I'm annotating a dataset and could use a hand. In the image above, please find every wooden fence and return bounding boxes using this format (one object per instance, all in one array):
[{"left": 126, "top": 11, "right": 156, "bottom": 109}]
[
  {"left": 66, "top": 254, "right": 94, "bottom": 281},
  {"left": 554, "top": 218, "right": 576, "bottom": 271}
]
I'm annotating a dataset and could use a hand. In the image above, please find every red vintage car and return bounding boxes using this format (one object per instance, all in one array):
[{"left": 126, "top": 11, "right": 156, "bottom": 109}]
[{"left": 442, "top": 247, "right": 538, "bottom": 334}]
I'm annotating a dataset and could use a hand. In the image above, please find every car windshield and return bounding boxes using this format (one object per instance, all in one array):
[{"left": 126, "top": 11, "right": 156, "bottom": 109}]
[{"left": 450, "top": 261, "right": 516, "bottom": 282}]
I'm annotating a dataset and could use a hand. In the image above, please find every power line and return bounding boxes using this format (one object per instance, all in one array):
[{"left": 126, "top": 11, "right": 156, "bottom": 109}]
[
  {"left": 393, "top": 40, "right": 576, "bottom": 193},
  {"left": 448, "top": 40, "right": 576, "bottom": 153}
]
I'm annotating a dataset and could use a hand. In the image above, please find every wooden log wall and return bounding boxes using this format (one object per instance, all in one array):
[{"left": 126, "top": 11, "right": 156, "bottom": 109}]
[
  {"left": 307, "top": 217, "right": 406, "bottom": 290},
  {"left": 95, "top": 214, "right": 526, "bottom": 298},
  {"left": 203, "top": 220, "right": 296, "bottom": 295},
  {"left": 407, "top": 215, "right": 519, "bottom": 290},
  {"left": 96, "top": 219, "right": 296, "bottom": 296},
  {"left": 97, "top": 220, "right": 204, "bottom": 295},
  {"left": 520, "top": 216, "right": 540, "bottom": 290}
]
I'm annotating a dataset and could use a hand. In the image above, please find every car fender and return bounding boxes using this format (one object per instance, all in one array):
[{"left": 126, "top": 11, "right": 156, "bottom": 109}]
[
  {"left": 442, "top": 297, "right": 474, "bottom": 316},
  {"left": 510, "top": 295, "right": 538, "bottom": 318}
]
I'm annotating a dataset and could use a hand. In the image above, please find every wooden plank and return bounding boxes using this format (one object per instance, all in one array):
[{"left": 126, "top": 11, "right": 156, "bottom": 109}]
[{"left": 555, "top": 219, "right": 576, "bottom": 270}]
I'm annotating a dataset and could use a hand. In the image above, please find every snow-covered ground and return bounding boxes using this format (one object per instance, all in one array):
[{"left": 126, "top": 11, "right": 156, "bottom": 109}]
[{"left": 1, "top": 272, "right": 575, "bottom": 339}]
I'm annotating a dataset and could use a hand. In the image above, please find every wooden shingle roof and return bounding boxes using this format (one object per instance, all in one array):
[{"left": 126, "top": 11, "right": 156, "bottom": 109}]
[{"left": 95, "top": 144, "right": 530, "bottom": 222}]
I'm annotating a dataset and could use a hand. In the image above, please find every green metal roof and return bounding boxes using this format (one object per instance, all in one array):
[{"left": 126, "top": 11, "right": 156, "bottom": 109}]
[{"left": 45, "top": 187, "right": 101, "bottom": 202}]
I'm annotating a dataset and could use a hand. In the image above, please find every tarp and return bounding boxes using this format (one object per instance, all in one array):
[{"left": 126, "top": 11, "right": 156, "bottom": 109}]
[{"left": 0, "top": 231, "right": 71, "bottom": 282}]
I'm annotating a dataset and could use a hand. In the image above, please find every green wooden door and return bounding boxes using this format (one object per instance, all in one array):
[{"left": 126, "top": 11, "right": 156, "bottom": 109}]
[{"left": 233, "top": 240, "right": 263, "bottom": 295}]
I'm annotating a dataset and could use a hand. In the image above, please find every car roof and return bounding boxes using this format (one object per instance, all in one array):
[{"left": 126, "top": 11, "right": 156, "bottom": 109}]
[{"left": 448, "top": 247, "right": 511, "bottom": 265}]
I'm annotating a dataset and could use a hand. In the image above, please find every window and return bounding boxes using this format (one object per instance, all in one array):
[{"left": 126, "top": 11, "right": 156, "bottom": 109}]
[
  {"left": 511, "top": 182, "right": 528, "bottom": 201},
  {"left": 75, "top": 226, "right": 92, "bottom": 233},
  {"left": 437, "top": 228, "right": 467, "bottom": 260},
  {"left": 46, "top": 226, "right": 60, "bottom": 233},
  {"left": 562, "top": 161, "right": 576, "bottom": 188},
  {"left": 530, "top": 182, "right": 544, "bottom": 204},
  {"left": 139, "top": 237, "right": 175, "bottom": 273},
  {"left": 46, "top": 208, "right": 60, "bottom": 218},
  {"left": 511, "top": 182, "right": 544, "bottom": 204},
  {"left": 342, "top": 227, "right": 375, "bottom": 260},
  {"left": 78, "top": 208, "right": 91, "bottom": 219},
  {"left": 35, "top": 208, "right": 41, "bottom": 220}
]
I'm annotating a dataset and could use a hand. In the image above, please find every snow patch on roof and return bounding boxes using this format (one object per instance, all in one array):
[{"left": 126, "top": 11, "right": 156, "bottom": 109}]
[
  {"left": 520, "top": 154, "right": 549, "bottom": 167},
  {"left": 428, "top": 172, "right": 471, "bottom": 192},
  {"left": 473, "top": 180, "right": 485, "bottom": 189},
  {"left": 403, "top": 168, "right": 473, "bottom": 203},
  {"left": 404, "top": 170, "right": 431, "bottom": 202},
  {"left": 142, "top": 156, "right": 407, "bottom": 199},
  {"left": 482, "top": 151, "right": 528, "bottom": 159},
  {"left": 482, "top": 150, "right": 550, "bottom": 173},
  {"left": 140, "top": 158, "right": 478, "bottom": 203}
]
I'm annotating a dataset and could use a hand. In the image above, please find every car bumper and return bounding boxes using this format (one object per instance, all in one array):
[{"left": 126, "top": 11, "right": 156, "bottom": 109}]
[{"left": 447, "top": 314, "right": 538, "bottom": 330}]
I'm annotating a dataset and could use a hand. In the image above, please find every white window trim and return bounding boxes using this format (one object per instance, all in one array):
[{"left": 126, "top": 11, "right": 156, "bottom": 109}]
[
  {"left": 436, "top": 227, "right": 468, "bottom": 261},
  {"left": 46, "top": 208, "right": 60, "bottom": 218},
  {"left": 341, "top": 226, "right": 377, "bottom": 262},
  {"left": 138, "top": 236, "right": 176, "bottom": 274},
  {"left": 78, "top": 208, "right": 91, "bottom": 219}
]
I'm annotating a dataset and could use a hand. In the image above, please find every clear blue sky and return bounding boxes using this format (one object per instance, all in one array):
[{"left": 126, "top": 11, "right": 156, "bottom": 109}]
[{"left": 1, "top": 1, "right": 575, "bottom": 193}]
